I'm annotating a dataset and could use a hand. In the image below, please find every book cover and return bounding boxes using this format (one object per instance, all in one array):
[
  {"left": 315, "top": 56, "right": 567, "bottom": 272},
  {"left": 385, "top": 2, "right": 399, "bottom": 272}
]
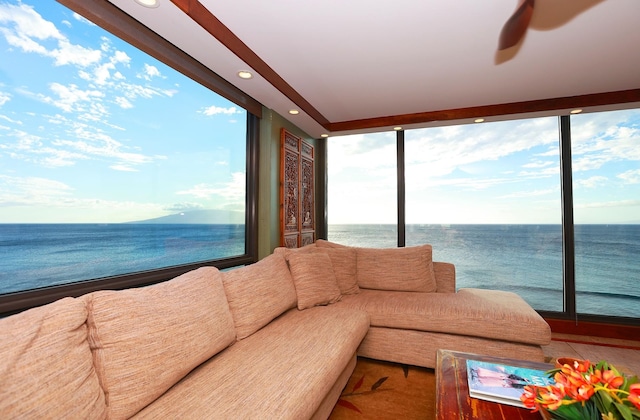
[{"left": 466, "top": 359, "right": 555, "bottom": 408}]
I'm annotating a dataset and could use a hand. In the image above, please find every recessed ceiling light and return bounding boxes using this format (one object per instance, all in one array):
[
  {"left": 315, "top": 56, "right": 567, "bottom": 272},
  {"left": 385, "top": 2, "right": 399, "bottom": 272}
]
[
  {"left": 320, "top": 134, "right": 329, "bottom": 138},
  {"left": 393, "top": 126, "right": 402, "bottom": 131},
  {"left": 474, "top": 118, "right": 485, "bottom": 123},
  {"left": 288, "top": 109, "right": 299, "bottom": 115},
  {"left": 237, "top": 71, "right": 253, "bottom": 79},
  {"left": 134, "top": 0, "right": 159, "bottom": 8},
  {"left": 570, "top": 109, "right": 583, "bottom": 114}
]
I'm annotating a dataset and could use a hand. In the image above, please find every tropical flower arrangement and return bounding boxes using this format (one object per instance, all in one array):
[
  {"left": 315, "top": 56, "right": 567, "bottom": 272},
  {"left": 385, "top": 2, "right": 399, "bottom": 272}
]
[{"left": 520, "top": 359, "right": 640, "bottom": 420}]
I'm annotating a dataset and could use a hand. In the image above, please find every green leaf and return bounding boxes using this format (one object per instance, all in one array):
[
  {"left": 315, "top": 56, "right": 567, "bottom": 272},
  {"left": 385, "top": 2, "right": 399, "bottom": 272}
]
[
  {"left": 552, "top": 402, "right": 600, "bottom": 420},
  {"left": 614, "top": 401, "right": 633, "bottom": 420},
  {"left": 595, "top": 389, "right": 615, "bottom": 414}
]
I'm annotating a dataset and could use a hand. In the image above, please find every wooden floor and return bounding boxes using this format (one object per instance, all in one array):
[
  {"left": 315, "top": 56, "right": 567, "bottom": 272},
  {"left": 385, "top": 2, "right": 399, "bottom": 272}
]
[{"left": 543, "top": 333, "right": 640, "bottom": 376}]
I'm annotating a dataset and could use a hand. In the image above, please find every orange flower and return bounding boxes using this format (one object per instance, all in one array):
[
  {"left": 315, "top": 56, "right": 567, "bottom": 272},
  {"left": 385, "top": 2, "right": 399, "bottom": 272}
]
[
  {"left": 520, "top": 385, "right": 540, "bottom": 410},
  {"left": 537, "top": 384, "right": 568, "bottom": 411},
  {"left": 522, "top": 360, "right": 640, "bottom": 419},
  {"left": 555, "top": 369, "right": 594, "bottom": 402},
  {"left": 594, "top": 368, "right": 625, "bottom": 389},
  {"left": 629, "top": 383, "right": 640, "bottom": 410}
]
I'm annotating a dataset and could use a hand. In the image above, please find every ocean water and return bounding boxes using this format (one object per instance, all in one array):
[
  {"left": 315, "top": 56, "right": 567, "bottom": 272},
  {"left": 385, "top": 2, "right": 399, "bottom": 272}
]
[
  {"left": 329, "top": 224, "right": 640, "bottom": 319},
  {"left": 2, "top": 223, "right": 638, "bottom": 319},
  {"left": 0, "top": 224, "right": 245, "bottom": 294}
]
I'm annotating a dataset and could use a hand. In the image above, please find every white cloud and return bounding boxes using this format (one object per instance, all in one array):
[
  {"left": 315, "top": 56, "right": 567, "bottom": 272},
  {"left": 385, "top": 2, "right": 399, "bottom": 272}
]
[
  {"left": 109, "top": 164, "right": 138, "bottom": 172},
  {"left": 52, "top": 39, "right": 101, "bottom": 67},
  {"left": 0, "top": 3, "right": 101, "bottom": 67},
  {"left": 0, "top": 174, "right": 74, "bottom": 206},
  {"left": 0, "top": 174, "right": 166, "bottom": 223},
  {"left": 42, "top": 82, "right": 104, "bottom": 113},
  {"left": 56, "top": 125, "right": 167, "bottom": 167},
  {"left": 576, "top": 175, "right": 608, "bottom": 188},
  {"left": 0, "top": 114, "right": 21, "bottom": 125},
  {"left": 72, "top": 12, "right": 95, "bottom": 26},
  {"left": 577, "top": 199, "right": 640, "bottom": 209},
  {"left": 166, "top": 203, "right": 205, "bottom": 213},
  {"left": 112, "top": 50, "right": 130, "bottom": 64},
  {"left": 114, "top": 96, "right": 133, "bottom": 109},
  {"left": 0, "top": 91, "right": 11, "bottom": 106},
  {"left": 522, "top": 160, "right": 555, "bottom": 169},
  {"left": 177, "top": 172, "right": 246, "bottom": 204},
  {"left": 139, "top": 63, "right": 161, "bottom": 81},
  {"left": 1, "top": 118, "right": 165, "bottom": 169},
  {"left": 499, "top": 187, "right": 558, "bottom": 199},
  {"left": 617, "top": 169, "right": 640, "bottom": 184},
  {"left": 571, "top": 110, "right": 640, "bottom": 172},
  {"left": 201, "top": 105, "right": 241, "bottom": 116}
]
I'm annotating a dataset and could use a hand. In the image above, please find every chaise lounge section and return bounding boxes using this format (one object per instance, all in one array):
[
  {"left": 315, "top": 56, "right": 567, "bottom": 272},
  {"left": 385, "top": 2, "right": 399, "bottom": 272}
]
[{"left": 309, "top": 240, "right": 552, "bottom": 368}]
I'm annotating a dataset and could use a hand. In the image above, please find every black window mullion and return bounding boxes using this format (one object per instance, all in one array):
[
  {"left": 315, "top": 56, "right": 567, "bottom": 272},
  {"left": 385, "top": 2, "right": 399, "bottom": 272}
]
[
  {"left": 559, "top": 115, "right": 577, "bottom": 318},
  {"left": 397, "top": 130, "right": 406, "bottom": 247}
]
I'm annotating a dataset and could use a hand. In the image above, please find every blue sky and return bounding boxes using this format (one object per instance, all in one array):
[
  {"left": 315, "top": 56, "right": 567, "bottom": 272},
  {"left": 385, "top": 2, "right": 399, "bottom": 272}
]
[
  {"left": 329, "top": 110, "right": 640, "bottom": 224},
  {"left": 0, "top": 1, "right": 246, "bottom": 223},
  {"left": 1, "top": 2, "right": 638, "bottom": 226}
]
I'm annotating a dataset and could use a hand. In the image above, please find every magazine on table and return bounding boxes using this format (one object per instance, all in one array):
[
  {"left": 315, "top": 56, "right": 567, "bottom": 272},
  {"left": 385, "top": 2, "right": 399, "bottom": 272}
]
[{"left": 466, "top": 359, "right": 555, "bottom": 408}]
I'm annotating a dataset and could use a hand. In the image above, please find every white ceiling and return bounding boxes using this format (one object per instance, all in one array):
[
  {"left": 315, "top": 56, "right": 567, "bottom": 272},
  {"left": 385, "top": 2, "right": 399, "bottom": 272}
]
[{"left": 108, "top": 0, "right": 640, "bottom": 137}]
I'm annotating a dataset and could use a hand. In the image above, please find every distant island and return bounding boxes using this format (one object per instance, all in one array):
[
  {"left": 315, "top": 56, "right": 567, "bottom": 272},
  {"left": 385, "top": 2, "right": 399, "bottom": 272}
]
[{"left": 129, "top": 209, "right": 245, "bottom": 224}]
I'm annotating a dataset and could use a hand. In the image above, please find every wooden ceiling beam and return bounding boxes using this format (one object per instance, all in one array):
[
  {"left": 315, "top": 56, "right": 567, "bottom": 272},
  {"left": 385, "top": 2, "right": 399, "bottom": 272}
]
[
  {"left": 329, "top": 88, "right": 640, "bottom": 132},
  {"left": 171, "top": 0, "right": 330, "bottom": 127}
]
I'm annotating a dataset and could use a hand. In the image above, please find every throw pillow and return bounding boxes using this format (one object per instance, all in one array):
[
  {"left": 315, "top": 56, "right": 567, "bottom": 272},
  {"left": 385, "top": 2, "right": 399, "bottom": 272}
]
[
  {"left": 317, "top": 247, "right": 360, "bottom": 294},
  {"left": 286, "top": 251, "right": 342, "bottom": 310}
]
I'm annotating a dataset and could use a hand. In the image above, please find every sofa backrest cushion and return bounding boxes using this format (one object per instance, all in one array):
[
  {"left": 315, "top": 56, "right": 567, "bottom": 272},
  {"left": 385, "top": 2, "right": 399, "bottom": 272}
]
[
  {"left": 0, "top": 297, "right": 107, "bottom": 419},
  {"left": 276, "top": 244, "right": 360, "bottom": 295},
  {"left": 222, "top": 252, "right": 297, "bottom": 339},
  {"left": 86, "top": 267, "right": 235, "bottom": 420},
  {"left": 356, "top": 245, "right": 437, "bottom": 292},
  {"left": 317, "top": 240, "right": 437, "bottom": 293},
  {"left": 286, "top": 250, "right": 343, "bottom": 309},
  {"left": 317, "top": 247, "right": 360, "bottom": 294}
]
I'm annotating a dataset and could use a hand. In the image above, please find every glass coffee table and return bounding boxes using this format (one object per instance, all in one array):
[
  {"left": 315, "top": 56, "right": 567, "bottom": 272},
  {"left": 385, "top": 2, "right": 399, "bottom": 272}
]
[{"left": 436, "top": 349, "right": 552, "bottom": 419}]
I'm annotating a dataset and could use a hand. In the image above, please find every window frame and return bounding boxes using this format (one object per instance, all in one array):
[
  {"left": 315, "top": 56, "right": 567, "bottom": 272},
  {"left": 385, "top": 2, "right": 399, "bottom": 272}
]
[
  {"left": 0, "top": 0, "right": 260, "bottom": 316},
  {"left": 323, "top": 114, "right": 637, "bottom": 326}
]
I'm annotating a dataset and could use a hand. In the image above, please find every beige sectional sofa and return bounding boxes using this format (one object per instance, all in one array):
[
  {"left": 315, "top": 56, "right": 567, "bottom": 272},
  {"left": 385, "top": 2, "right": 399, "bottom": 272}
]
[{"left": 0, "top": 240, "right": 551, "bottom": 419}]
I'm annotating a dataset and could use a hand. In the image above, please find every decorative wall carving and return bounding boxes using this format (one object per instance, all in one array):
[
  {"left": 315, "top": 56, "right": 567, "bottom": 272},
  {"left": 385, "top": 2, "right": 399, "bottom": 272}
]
[{"left": 280, "top": 129, "right": 314, "bottom": 248}]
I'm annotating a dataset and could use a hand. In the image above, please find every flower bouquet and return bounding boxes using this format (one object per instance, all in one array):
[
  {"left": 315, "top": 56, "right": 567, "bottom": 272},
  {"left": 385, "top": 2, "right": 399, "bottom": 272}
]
[{"left": 520, "top": 359, "right": 640, "bottom": 420}]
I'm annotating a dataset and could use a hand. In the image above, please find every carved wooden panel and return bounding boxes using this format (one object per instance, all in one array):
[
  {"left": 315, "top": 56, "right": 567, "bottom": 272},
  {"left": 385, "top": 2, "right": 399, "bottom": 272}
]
[{"left": 280, "top": 129, "right": 314, "bottom": 248}]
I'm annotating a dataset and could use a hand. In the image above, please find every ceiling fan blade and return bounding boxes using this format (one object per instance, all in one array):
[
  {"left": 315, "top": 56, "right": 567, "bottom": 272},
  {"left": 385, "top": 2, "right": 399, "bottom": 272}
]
[{"left": 498, "top": 0, "right": 535, "bottom": 50}]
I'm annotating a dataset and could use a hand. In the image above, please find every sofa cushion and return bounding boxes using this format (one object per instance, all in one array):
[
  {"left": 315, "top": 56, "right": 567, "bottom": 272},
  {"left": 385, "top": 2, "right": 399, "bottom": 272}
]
[
  {"left": 132, "top": 306, "right": 370, "bottom": 419},
  {"left": 0, "top": 297, "right": 107, "bottom": 419},
  {"left": 222, "top": 252, "right": 297, "bottom": 339},
  {"left": 317, "top": 247, "right": 360, "bottom": 295},
  {"left": 316, "top": 239, "right": 348, "bottom": 249},
  {"left": 286, "top": 250, "right": 342, "bottom": 310},
  {"left": 336, "top": 288, "right": 551, "bottom": 345},
  {"left": 86, "top": 267, "right": 235, "bottom": 420},
  {"left": 356, "top": 244, "right": 437, "bottom": 292}
]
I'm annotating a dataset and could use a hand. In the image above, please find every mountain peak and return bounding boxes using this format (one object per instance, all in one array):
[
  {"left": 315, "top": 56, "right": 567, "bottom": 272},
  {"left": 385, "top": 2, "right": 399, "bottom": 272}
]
[{"left": 130, "top": 209, "right": 244, "bottom": 224}]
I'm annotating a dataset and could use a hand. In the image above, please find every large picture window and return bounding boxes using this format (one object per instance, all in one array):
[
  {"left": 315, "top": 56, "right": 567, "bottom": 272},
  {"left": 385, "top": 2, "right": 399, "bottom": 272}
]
[
  {"left": 570, "top": 109, "right": 640, "bottom": 319},
  {"left": 327, "top": 113, "right": 640, "bottom": 322},
  {"left": 327, "top": 132, "right": 397, "bottom": 247},
  {"left": 0, "top": 1, "right": 251, "bottom": 301},
  {"left": 404, "top": 118, "right": 563, "bottom": 312}
]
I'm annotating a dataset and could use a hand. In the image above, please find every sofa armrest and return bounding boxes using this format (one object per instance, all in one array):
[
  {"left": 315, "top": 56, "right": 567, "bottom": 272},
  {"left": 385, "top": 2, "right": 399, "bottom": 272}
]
[{"left": 433, "top": 262, "right": 456, "bottom": 293}]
